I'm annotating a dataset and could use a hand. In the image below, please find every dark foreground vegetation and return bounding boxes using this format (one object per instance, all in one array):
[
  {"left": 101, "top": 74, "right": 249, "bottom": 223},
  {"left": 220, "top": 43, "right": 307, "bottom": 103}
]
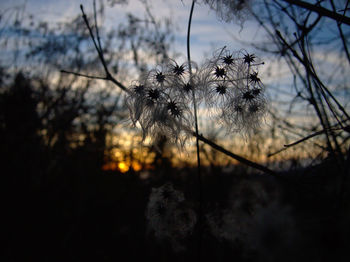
[
  {"left": 2, "top": 73, "right": 349, "bottom": 262},
  {"left": 3, "top": 144, "right": 350, "bottom": 261}
]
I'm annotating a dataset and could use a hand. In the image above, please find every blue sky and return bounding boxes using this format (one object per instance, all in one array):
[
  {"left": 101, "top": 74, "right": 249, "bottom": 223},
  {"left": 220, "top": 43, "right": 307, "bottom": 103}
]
[
  {"left": 0, "top": 0, "right": 264, "bottom": 63},
  {"left": 1, "top": 0, "right": 349, "bottom": 109}
]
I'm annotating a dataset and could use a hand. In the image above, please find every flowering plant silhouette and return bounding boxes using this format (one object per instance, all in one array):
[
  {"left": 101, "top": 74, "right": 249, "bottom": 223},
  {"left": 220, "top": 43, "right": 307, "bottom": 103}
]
[
  {"left": 61, "top": 0, "right": 277, "bottom": 176},
  {"left": 126, "top": 47, "right": 267, "bottom": 145},
  {"left": 201, "top": 48, "right": 266, "bottom": 134},
  {"left": 125, "top": 60, "right": 197, "bottom": 146},
  {"left": 124, "top": 0, "right": 267, "bottom": 256},
  {"left": 54, "top": 0, "right": 350, "bottom": 259},
  {"left": 58, "top": 0, "right": 283, "bottom": 259}
]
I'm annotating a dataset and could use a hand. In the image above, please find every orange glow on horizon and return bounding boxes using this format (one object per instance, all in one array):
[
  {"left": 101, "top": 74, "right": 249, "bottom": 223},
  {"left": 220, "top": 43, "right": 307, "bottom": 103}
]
[
  {"left": 131, "top": 161, "right": 142, "bottom": 171},
  {"left": 102, "top": 160, "right": 143, "bottom": 173},
  {"left": 102, "top": 162, "right": 118, "bottom": 171},
  {"left": 118, "top": 162, "right": 129, "bottom": 173}
]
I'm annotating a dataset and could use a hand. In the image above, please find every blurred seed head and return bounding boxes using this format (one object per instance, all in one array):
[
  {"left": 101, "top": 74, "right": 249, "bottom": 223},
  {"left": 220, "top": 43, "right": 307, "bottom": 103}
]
[
  {"left": 201, "top": 0, "right": 253, "bottom": 24},
  {"left": 146, "top": 183, "right": 197, "bottom": 252}
]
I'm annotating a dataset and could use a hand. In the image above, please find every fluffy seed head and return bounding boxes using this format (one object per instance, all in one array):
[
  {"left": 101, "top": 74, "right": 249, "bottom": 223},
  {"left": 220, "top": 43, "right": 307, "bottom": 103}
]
[{"left": 202, "top": 0, "right": 253, "bottom": 24}]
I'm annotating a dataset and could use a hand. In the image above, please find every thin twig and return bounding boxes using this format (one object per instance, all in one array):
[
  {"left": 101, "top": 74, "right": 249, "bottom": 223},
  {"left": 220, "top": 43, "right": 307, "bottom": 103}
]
[
  {"left": 79, "top": 4, "right": 129, "bottom": 93},
  {"left": 80, "top": 5, "right": 106, "bottom": 72},
  {"left": 60, "top": 70, "right": 108, "bottom": 80},
  {"left": 285, "top": 129, "right": 329, "bottom": 147},
  {"left": 268, "top": 123, "right": 347, "bottom": 157},
  {"left": 187, "top": 1, "right": 202, "bottom": 261},
  {"left": 93, "top": 0, "right": 103, "bottom": 53},
  {"left": 267, "top": 147, "right": 289, "bottom": 157},
  {"left": 330, "top": 0, "right": 350, "bottom": 64},
  {"left": 60, "top": 69, "right": 129, "bottom": 93},
  {"left": 196, "top": 133, "right": 279, "bottom": 177},
  {"left": 276, "top": 30, "right": 350, "bottom": 121},
  {"left": 283, "top": 0, "right": 350, "bottom": 26}
]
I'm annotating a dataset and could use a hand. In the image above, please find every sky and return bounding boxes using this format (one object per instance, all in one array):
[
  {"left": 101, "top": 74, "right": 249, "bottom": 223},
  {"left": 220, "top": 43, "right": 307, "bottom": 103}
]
[
  {"left": 1, "top": 0, "right": 349, "bottom": 166},
  {"left": 2, "top": 0, "right": 349, "bottom": 116},
  {"left": 1, "top": 0, "right": 349, "bottom": 119},
  {"left": 0, "top": 0, "right": 266, "bottom": 63},
  {"left": 1, "top": 0, "right": 348, "bottom": 87},
  {"left": 1, "top": 0, "right": 289, "bottom": 99}
]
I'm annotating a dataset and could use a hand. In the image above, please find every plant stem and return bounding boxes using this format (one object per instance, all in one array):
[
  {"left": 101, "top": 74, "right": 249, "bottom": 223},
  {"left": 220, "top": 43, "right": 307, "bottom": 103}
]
[
  {"left": 187, "top": 0, "right": 202, "bottom": 260},
  {"left": 196, "top": 133, "right": 278, "bottom": 177}
]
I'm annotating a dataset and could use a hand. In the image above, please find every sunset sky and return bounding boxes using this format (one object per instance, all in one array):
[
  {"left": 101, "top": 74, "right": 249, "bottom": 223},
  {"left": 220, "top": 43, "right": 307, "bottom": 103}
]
[
  {"left": 0, "top": 0, "right": 266, "bottom": 62},
  {"left": 1, "top": 0, "right": 349, "bottom": 170}
]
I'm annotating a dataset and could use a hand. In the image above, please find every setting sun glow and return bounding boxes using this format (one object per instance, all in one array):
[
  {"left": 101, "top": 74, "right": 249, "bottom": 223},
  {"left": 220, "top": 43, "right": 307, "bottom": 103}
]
[{"left": 118, "top": 162, "right": 129, "bottom": 173}]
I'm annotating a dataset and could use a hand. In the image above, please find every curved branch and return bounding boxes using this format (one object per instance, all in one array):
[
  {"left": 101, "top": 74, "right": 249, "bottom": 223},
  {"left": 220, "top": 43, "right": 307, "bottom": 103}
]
[{"left": 196, "top": 133, "right": 279, "bottom": 177}]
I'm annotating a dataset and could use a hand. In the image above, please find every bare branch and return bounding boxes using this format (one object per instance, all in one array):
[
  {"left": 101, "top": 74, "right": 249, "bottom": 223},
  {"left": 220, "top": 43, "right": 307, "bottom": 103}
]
[
  {"left": 60, "top": 70, "right": 108, "bottom": 80},
  {"left": 283, "top": 0, "right": 350, "bottom": 26},
  {"left": 196, "top": 133, "right": 279, "bottom": 177}
]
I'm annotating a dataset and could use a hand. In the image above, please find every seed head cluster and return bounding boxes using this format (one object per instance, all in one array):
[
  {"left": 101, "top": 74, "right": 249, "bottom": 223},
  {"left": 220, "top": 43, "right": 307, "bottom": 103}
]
[
  {"left": 126, "top": 47, "right": 266, "bottom": 145},
  {"left": 201, "top": 48, "right": 266, "bottom": 134},
  {"left": 145, "top": 183, "right": 197, "bottom": 252},
  {"left": 126, "top": 60, "right": 198, "bottom": 146}
]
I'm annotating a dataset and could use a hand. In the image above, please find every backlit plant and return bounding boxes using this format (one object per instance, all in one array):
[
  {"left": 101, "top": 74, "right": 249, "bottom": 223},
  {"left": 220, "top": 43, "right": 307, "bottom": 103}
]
[{"left": 63, "top": 0, "right": 274, "bottom": 256}]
